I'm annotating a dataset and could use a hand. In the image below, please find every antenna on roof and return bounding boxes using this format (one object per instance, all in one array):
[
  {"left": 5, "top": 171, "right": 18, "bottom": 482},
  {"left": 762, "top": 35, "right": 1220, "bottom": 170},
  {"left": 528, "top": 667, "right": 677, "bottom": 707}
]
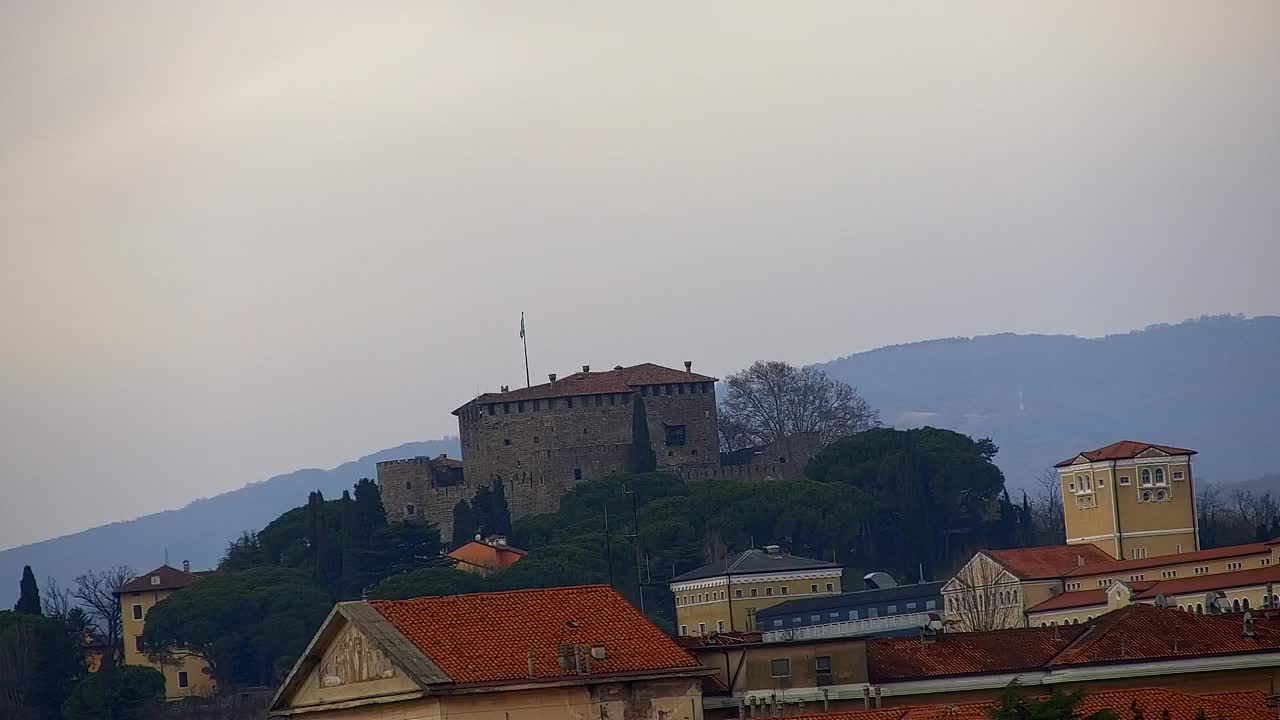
[{"left": 519, "top": 312, "right": 530, "bottom": 388}]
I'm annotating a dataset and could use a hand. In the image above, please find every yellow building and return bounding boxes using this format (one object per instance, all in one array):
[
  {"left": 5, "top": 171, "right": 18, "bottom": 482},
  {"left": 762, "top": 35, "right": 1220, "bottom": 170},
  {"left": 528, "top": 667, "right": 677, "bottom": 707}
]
[
  {"left": 269, "top": 585, "right": 713, "bottom": 719},
  {"left": 115, "top": 564, "right": 215, "bottom": 699},
  {"left": 670, "top": 546, "right": 844, "bottom": 635},
  {"left": 1056, "top": 440, "right": 1198, "bottom": 560}
]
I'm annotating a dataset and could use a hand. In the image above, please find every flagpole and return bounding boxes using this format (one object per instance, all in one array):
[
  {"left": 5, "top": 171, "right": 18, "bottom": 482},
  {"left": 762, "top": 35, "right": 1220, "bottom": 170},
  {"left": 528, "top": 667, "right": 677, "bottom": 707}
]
[{"left": 521, "top": 312, "right": 530, "bottom": 388}]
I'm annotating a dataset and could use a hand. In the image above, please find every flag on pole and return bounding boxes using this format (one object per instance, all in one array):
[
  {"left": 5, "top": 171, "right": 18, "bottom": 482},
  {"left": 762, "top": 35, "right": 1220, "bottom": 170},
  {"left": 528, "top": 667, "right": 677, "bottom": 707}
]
[{"left": 520, "top": 313, "right": 526, "bottom": 339}]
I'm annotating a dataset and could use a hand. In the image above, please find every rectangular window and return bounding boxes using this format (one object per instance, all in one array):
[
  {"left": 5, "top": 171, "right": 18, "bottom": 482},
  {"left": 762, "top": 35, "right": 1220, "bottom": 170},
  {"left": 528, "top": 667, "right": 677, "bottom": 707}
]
[
  {"left": 772, "top": 619, "right": 782, "bottom": 628},
  {"left": 826, "top": 583, "right": 834, "bottom": 592},
  {"left": 533, "top": 400, "right": 541, "bottom": 411},
  {"left": 1068, "top": 482, "right": 1075, "bottom": 492},
  {"left": 595, "top": 395, "right": 603, "bottom": 407},
  {"left": 641, "top": 385, "right": 649, "bottom": 396},
  {"left": 679, "top": 625, "right": 688, "bottom": 636},
  {"left": 717, "top": 620, "right": 725, "bottom": 632},
  {"left": 765, "top": 587, "right": 773, "bottom": 596},
  {"left": 906, "top": 602, "right": 916, "bottom": 611},
  {"left": 816, "top": 656, "right": 833, "bottom": 686},
  {"left": 848, "top": 609, "right": 859, "bottom": 620},
  {"left": 135, "top": 635, "right": 145, "bottom": 653},
  {"left": 1119, "top": 476, "right": 1130, "bottom": 485},
  {"left": 503, "top": 438, "right": 511, "bottom": 446},
  {"left": 868, "top": 607, "right": 879, "bottom": 619},
  {"left": 1162, "top": 570, "right": 1177, "bottom": 579},
  {"left": 677, "top": 383, "right": 685, "bottom": 394},
  {"left": 750, "top": 588, "right": 758, "bottom": 598},
  {"left": 1228, "top": 562, "right": 1243, "bottom": 571},
  {"left": 132, "top": 604, "right": 144, "bottom": 620},
  {"left": 1174, "top": 471, "right": 1185, "bottom": 480},
  {"left": 735, "top": 589, "right": 743, "bottom": 599},
  {"left": 503, "top": 403, "right": 510, "bottom": 414},
  {"left": 829, "top": 612, "right": 839, "bottom": 620},
  {"left": 793, "top": 616, "right": 802, "bottom": 624},
  {"left": 769, "top": 659, "right": 791, "bottom": 678},
  {"left": 573, "top": 468, "right": 582, "bottom": 481},
  {"left": 810, "top": 584, "right": 819, "bottom": 593},
  {"left": 405, "top": 504, "right": 416, "bottom": 516},
  {"left": 780, "top": 586, "right": 789, "bottom": 595},
  {"left": 664, "top": 425, "right": 687, "bottom": 447},
  {"left": 567, "top": 397, "right": 574, "bottom": 408},
  {"left": 926, "top": 600, "right": 936, "bottom": 610},
  {"left": 517, "top": 401, "right": 525, "bottom": 413},
  {"left": 1263, "top": 559, "right": 1272, "bottom": 567},
  {"left": 177, "top": 671, "right": 189, "bottom": 688},
  {"left": 487, "top": 405, "right": 494, "bottom": 416},
  {"left": 887, "top": 604, "right": 897, "bottom": 614},
  {"left": 1098, "top": 478, "right": 1105, "bottom": 487},
  {"left": 810, "top": 614, "right": 821, "bottom": 622},
  {"left": 698, "top": 622, "right": 706, "bottom": 635}
]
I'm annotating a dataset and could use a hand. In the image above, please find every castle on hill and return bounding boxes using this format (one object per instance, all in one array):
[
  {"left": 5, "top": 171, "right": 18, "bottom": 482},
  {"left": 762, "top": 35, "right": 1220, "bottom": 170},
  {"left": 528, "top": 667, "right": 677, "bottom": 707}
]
[{"left": 377, "top": 362, "right": 817, "bottom": 537}]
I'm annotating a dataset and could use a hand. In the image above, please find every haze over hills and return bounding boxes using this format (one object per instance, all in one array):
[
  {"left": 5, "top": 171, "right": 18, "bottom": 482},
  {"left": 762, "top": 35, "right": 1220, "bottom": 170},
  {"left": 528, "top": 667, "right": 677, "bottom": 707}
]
[{"left": 4, "top": 314, "right": 1278, "bottom": 604}]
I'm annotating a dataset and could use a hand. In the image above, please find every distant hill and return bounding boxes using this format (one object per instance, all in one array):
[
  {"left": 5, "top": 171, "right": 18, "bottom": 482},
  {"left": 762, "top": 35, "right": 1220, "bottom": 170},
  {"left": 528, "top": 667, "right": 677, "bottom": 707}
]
[
  {"left": 0, "top": 438, "right": 459, "bottom": 604},
  {"left": 6, "top": 314, "right": 1278, "bottom": 606},
  {"left": 816, "top": 314, "right": 1280, "bottom": 491}
]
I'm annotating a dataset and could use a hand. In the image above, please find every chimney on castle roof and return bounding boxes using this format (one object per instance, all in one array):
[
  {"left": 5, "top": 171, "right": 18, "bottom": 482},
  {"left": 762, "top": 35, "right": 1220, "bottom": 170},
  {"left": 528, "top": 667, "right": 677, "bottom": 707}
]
[
  {"left": 582, "top": 365, "right": 590, "bottom": 373},
  {"left": 501, "top": 385, "right": 509, "bottom": 393},
  {"left": 182, "top": 560, "right": 190, "bottom": 573},
  {"left": 548, "top": 373, "right": 557, "bottom": 384},
  {"left": 684, "top": 360, "right": 693, "bottom": 372},
  {"left": 614, "top": 365, "right": 624, "bottom": 371}
]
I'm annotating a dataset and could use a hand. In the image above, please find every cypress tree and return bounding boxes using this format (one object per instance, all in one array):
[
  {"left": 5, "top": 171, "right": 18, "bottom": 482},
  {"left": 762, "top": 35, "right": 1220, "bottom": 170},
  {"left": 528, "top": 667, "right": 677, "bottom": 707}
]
[
  {"left": 451, "top": 500, "right": 477, "bottom": 549},
  {"left": 14, "top": 565, "right": 41, "bottom": 614},
  {"left": 627, "top": 395, "right": 657, "bottom": 474}
]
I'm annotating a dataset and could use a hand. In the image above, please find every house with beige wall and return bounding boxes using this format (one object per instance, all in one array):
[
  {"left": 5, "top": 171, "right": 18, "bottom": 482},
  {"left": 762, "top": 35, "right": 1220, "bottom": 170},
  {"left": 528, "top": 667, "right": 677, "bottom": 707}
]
[
  {"left": 270, "top": 585, "right": 713, "bottom": 720},
  {"left": 670, "top": 546, "right": 843, "bottom": 635},
  {"left": 115, "top": 563, "right": 215, "bottom": 699},
  {"left": 1055, "top": 440, "right": 1198, "bottom": 560}
]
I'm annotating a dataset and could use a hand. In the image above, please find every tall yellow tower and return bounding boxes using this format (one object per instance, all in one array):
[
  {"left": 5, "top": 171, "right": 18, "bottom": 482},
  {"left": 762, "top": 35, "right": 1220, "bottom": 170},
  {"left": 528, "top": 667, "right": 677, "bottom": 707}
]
[{"left": 1055, "top": 441, "right": 1198, "bottom": 561}]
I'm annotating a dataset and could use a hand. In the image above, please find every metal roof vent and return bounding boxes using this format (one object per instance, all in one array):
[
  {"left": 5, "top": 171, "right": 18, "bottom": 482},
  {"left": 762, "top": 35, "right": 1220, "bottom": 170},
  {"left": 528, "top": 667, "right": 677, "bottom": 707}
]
[{"left": 762, "top": 544, "right": 782, "bottom": 555}]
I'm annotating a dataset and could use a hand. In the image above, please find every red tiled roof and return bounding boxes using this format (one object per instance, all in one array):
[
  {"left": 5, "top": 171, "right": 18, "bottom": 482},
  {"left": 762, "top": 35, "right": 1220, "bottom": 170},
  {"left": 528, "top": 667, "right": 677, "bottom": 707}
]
[
  {"left": 1063, "top": 542, "right": 1269, "bottom": 578},
  {"left": 868, "top": 625, "right": 1088, "bottom": 682},
  {"left": 446, "top": 539, "right": 527, "bottom": 572},
  {"left": 1047, "top": 604, "right": 1280, "bottom": 667},
  {"left": 453, "top": 363, "right": 717, "bottom": 412},
  {"left": 115, "top": 565, "right": 200, "bottom": 595},
  {"left": 791, "top": 688, "right": 1272, "bottom": 720},
  {"left": 1054, "top": 440, "right": 1197, "bottom": 467},
  {"left": 369, "top": 585, "right": 700, "bottom": 685},
  {"left": 1131, "top": 564, "right": 1280, "bottom": 599},
  {"left": 1027, "top": 582, "right": 1160, "bottom": 614},
  {"left": 985, "top": 544, "right": 1114, "bottom": 579}
]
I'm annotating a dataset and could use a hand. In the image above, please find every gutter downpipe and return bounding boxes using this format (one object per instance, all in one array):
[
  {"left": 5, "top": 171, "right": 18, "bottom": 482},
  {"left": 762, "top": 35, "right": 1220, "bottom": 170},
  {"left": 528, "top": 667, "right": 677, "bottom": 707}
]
[{"left": 1112, "top": 460, "right": 1125, "bottom": 561}]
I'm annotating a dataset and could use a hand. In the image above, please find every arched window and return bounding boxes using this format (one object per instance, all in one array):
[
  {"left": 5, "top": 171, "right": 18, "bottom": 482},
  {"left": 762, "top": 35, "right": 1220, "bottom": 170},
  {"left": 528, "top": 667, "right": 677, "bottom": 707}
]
[
  {"left": 1233, "top": 598, "right": 1242, "bottom": 612},
  {"left": 1141, "top": 469, "right": 1152, "bottom": 486},
  {"left": 1071, "top": 618, "right": 1080, "bottom": 625},
  {"left": 1243, "top": 597, "right": 1251, "bottom": 610},
  {"left": 1041, "top": 622, "right": 1048, "bottom": 627},
  {"left": 1196, "top": 603, "right": 1204, "bottom": 614},
  {"left": 1086, "top": 616, "right": 1094, "bottom": 621},
  {"left": 1154, "top": 468, "right": 1165, "bottom": 485}
]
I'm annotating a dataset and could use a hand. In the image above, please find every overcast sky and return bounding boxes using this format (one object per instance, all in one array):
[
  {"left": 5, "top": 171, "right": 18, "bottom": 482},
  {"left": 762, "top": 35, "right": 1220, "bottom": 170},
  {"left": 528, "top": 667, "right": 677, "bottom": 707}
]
[{"left": 2, "top": 2, "right": 1279, "bottom": 550}]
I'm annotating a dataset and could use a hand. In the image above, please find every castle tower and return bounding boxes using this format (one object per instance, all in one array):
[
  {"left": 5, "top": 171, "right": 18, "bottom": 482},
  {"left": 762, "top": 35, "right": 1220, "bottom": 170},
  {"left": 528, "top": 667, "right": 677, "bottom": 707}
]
[{"left": 1055, "top": 441, "right": 1198, "bottom": 561}]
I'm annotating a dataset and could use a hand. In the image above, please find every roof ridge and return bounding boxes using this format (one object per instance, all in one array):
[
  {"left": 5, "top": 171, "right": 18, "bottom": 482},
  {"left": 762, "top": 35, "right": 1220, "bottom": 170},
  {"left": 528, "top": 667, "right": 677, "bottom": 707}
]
[{"left": 370, "top": 583, "right": 614, "bottom": 604}]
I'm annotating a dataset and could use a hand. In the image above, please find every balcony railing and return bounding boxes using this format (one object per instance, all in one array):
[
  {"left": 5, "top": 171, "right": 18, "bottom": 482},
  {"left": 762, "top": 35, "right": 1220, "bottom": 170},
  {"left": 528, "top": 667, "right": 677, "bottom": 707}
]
[{"left": 761, "top": 612, "right": 932, "bottom": 642}]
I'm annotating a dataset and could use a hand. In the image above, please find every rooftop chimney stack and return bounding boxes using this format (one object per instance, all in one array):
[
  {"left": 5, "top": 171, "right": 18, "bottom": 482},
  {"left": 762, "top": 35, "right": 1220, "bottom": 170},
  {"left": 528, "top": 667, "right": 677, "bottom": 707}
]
[
  {"left": 1077, "top": 555, "right": 1085, "bottom": 567},
  {"left": 549, "top": 373, "right": 557, "bottom": 384},
  {"left": 582, "top": 365, "right": 590, "bottom": 373},
  {"left": 685, "top": 360, "right": 693, "bottom": 372},
  {"left": 182, "top": 560, "right": 190, "bottom": 573},
  {"left": 501, "top": 385, "right": 509, "bottom": 393}
]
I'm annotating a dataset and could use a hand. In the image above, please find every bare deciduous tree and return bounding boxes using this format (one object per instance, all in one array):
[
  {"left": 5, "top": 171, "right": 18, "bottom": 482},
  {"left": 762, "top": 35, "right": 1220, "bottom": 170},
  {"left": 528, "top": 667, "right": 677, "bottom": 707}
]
[
  {"left": 1028, "top": 468, "right": 1066, "bottom": 544},
  {"left": 719, "top": 361, "right": 879, "bottom": 451},
  {"left": 942, "top": 553, "right": 1025, "bottom": 632},
  {"left": 72, "top": 566, "right": 135, "bottom": 669},
  {"left": 41, "top": 576, "right": 75, "bottom": 619}
]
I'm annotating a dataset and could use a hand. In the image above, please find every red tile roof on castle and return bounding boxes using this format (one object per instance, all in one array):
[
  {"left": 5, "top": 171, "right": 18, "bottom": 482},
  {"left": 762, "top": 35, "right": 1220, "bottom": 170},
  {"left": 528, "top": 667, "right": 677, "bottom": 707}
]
[
  {"left": 984, "top": 544, "right": 1114, "bottom": 579},
  {"left": 789, "top": 688, "right": 1272, "bottom": 720},
  {"left": 114, "top": 565, "right": 201, "bottom": 594},
  {"left": 453, "top": 363, "right": 717, "bottom": 411},
  {"left": 1130, "top": 564, "right": 1280, "bottom": 599},
  {"left": 368, "top": 585, "right": 700, "bottom": 685},
  {"left": 1054, "top": 440, "right": 1197, "bottom": 467},
  {"left": 1062, "top": 542, "right": 1268, "bottom": 577},
  {"left": 869, "top": 605, "right": 1280, "bottom": 682}
]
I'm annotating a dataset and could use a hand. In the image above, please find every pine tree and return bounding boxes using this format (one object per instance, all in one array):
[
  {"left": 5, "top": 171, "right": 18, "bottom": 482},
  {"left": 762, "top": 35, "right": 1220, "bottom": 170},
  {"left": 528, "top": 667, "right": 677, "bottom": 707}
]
[{"left": 14, "top": 564, "right": 41, "bottom": 614}]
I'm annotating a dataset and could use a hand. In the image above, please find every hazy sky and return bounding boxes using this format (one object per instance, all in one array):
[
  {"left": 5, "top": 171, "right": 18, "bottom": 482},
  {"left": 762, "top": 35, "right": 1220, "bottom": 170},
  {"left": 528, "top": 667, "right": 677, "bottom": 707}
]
[{"left": 3, "top": 2, "right": 1279, "bottom": 550}]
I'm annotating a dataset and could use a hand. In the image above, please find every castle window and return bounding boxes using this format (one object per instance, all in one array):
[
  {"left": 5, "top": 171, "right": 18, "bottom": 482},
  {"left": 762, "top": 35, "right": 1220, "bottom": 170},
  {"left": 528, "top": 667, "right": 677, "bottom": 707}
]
[
  {"left": 665, "top": 384, "right": 673, "bottom": 395},
  {"left": 406, "top": 504, "right": 416, "bottom": 516},
  {"left": 608, "top": 394, "right": 616, "bottom": 405},
  {"left": 405, "top": 480, "right": 412, "bottom": 489},
  {"left": 622, "top": 393, "right": 631, "bottom": 404},
  {"left": 595, "top": 395, "right": 603, "bottom": 407},
  {"left": 641, "top": 385, "right": 649, "bottom": 396},
  {"left": 533, "top": 436, "right": 540, "bottom": 444},
  {"left": 518, "top": 401, "right": 525, "bottom": 413},
  {"left": 533, "top": 400, "right": 541, "bottom": 411},
  {"left": 566, "top": 397, "right": 574, "bottom": 408},
  {"left": 574, "top": 468, "right": 583, "bottom": 481},
  {"left": 664, "top": 425, "right": 687, "bottom": 447},
  {"left": 488, "top": 405, "right": 494, "bottom": 416},
  {"left": 503, "top": 403, "right": 510, "bottom": 414},
  {"left": 678, "top": 383, "right": 685, "bottom": 394},
  {"left": 504, "top": 438, "right": 511, "bottom": 446}
]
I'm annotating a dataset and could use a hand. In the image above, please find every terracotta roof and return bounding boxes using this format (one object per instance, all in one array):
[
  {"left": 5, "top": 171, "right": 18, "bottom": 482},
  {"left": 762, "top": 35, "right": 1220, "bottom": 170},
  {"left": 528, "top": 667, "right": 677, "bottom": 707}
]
[
  {"left": 453, "top": 363, "right": 717, "bottom": 412},
  {"left": 115, "top": 565, "right": 200, "bottom": 595},
  {"left": 369, "top": 585, "right": 700, "bottom": 685},
  {"left": 1047, "top": 604, "right": 1280, "bottom": 667},
  {"left": 1063, "top": 542, "right": 1269, "bottom": 578},
  {"left": 985, "top": 544, "right": 1114, "bottom": 580},
  {"left": 868, "top": 625, "right": 1088, "bottom": 682},
  {"left": 1055, "top": 440, "right": 1197, "bottom": 467},
  {"left": 1131, "top": 565, "right": 1280, "bottom": 599},
  {"left": 671, "top": 548, "right": 841, "bottom": 583},
  {"left": 791, "top": 688, "right": 1272, "bottom": 720},
  {"left": 446, "top": 539, "right": 527, "bottom": 572}
]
